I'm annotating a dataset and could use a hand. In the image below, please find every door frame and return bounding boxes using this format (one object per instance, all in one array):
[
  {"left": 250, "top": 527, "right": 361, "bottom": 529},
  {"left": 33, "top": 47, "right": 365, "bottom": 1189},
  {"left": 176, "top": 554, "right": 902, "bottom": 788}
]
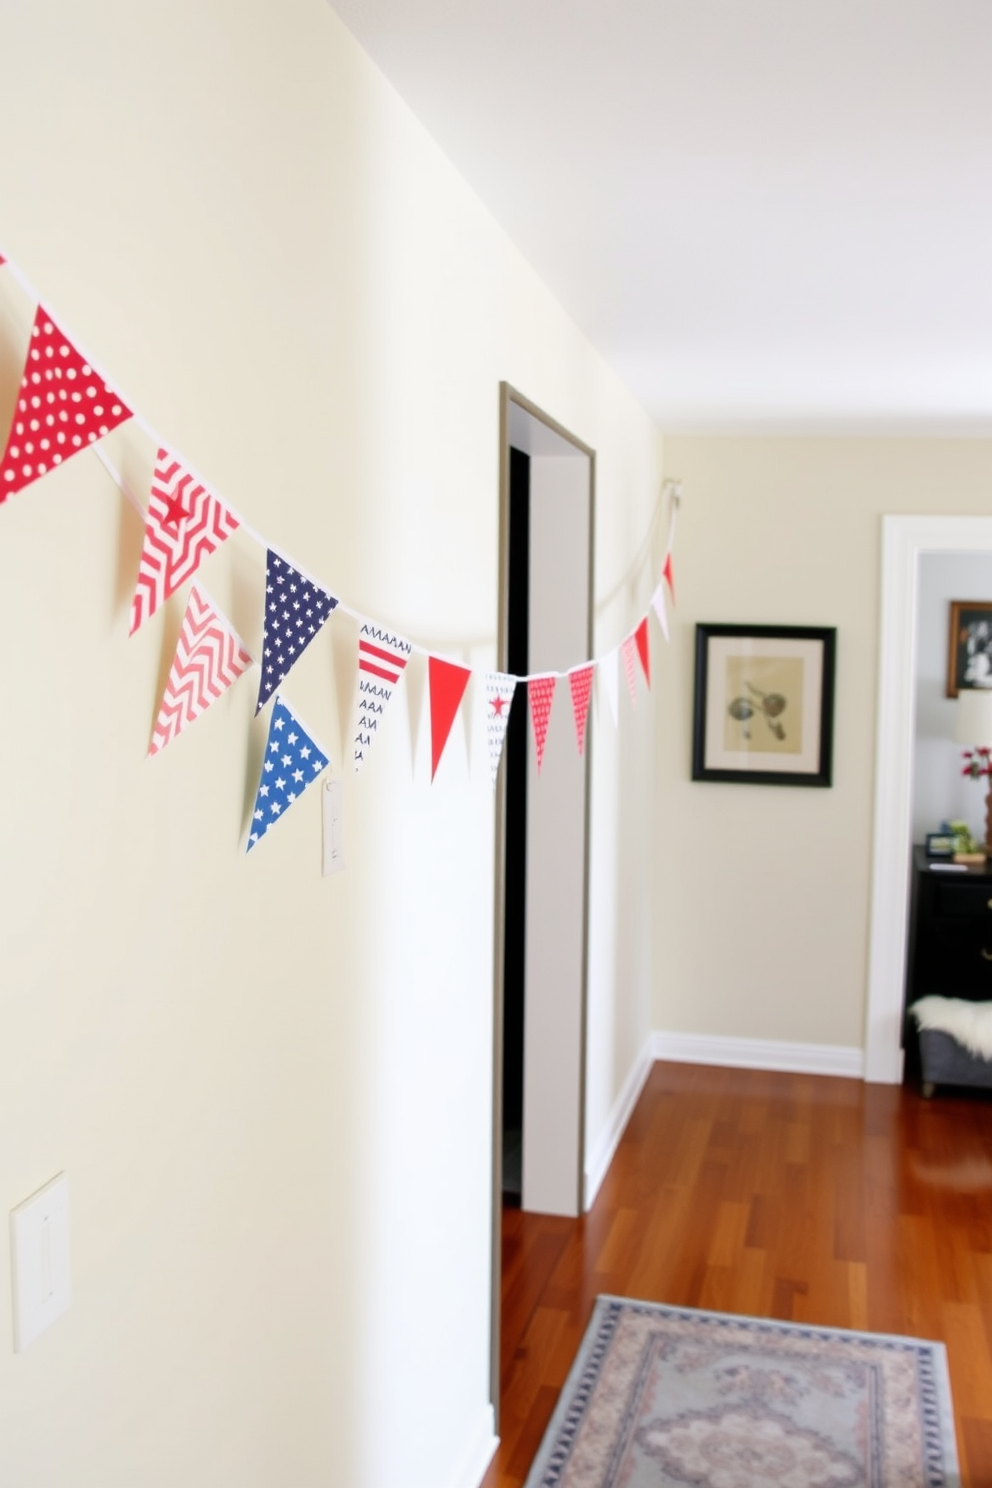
[
  {"left": 865, "top": 514, "right": 992, "bottom": 1082},
  {"left": 489, "top": 382, "right": 596, "bottom": 1415}
]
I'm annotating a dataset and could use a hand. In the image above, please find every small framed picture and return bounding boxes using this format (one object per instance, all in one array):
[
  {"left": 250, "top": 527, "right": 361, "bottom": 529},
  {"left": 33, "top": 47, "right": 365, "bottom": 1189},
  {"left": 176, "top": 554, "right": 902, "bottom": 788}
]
[
  {"left": 925, "top": 832, "right": 955, "bottom": 859},
  {"left": 947, "top": 600, "right": 992, "bottom": 697},
  {"left": 691, "top": 624, "right": 836, "bottom": 787}
]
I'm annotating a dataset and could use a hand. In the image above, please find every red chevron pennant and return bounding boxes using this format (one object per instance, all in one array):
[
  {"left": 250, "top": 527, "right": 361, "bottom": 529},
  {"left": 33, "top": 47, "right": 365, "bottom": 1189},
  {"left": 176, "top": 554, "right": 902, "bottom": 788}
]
[
  {"left": 429, "top": 656, "right": 471, "bottom": 780},
  {"left": 0, "top": 306, "right": 132, "bottom": 503},
  {"left": 130, "top": 449, "right": 240, "bottom": 634},
  {"left": 529, "top": 675, "right": 557, "bottom": 773},
  {"left": 568, "top": 664, "right": 594, "bottom": 756},
  {"left": 148, "top": 586, "right": 252, "bottom": 755}
]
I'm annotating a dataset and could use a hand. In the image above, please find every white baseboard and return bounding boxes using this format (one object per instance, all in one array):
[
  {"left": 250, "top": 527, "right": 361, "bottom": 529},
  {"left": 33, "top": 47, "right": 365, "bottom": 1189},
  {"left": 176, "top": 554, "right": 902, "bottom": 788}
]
[
  {"left": 583, "top": 1034, "right": 655, "bottom": 1210},
  {"left": 453, "top": 1404, "right": 497, "bottom": 1488},
  {"left": 650, "top": 1030, "right": 865, "bottom": 1080}
]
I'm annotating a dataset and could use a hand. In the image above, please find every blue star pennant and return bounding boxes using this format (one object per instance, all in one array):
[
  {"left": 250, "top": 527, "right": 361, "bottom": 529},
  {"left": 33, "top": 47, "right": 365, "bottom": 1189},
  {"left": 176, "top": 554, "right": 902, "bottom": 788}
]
[
  {"left": 247, "top": 696, "right": 329, "bottom": 851},
  {"left": 256, "top": 550, "right": 338, "bottom": 713}
]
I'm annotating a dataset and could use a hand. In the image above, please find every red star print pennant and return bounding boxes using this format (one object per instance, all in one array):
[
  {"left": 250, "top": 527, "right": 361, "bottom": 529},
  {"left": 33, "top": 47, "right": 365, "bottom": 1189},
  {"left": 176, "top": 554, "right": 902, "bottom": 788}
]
[
  {"left": 0, "top": 306, "right": 132, "bottom": 503},
  {"left": 130, "top": 448, "right": 240, "bottom": 634},
  {"left": 568, "top": 664, "right": 595, "bottom": 755},
  {"left": 484, "top": 672, "right": 517, "bottom": 786},
  {"left": 428, "top": 656, "right": 471, "bottom": 781}
]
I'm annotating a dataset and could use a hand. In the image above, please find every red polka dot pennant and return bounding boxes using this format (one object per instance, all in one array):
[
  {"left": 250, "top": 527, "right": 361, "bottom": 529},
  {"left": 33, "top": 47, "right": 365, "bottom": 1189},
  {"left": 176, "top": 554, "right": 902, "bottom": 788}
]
[
  {"left": 568, "top": 664, "right": 594, "bottom": 756},
  {"left": 621, "top": 632, "right": 639, "bottom": 705},
  {"left": 528, "top": 674, "right": 557, "bottom": 773},
  {"left": 0, "top": 306, "right": 131, "bottom": 503}
]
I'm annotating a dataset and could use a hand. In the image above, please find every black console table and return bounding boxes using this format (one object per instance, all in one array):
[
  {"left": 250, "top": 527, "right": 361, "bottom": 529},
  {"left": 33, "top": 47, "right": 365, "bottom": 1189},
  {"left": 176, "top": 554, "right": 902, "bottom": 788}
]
[{"left": 905, "top": 846, "right": 992, "bottom": 1078}]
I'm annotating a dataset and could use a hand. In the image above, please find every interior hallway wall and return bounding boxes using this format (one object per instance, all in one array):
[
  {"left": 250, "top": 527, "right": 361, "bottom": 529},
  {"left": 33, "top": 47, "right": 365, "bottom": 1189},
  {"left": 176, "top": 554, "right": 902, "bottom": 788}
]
[
  {"left": 0, "top": 3, "right": 663, "bottom": 1486},
  {"left": 655, "top": 438, "right": 992, "bottom": 1055}
]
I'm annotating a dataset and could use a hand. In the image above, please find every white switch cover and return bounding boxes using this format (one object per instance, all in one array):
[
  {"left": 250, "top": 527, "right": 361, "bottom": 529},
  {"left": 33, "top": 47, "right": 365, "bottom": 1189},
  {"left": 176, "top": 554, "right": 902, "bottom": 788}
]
[
  {"left": 10, "top": 1173, "right": 71, "bottom": 1352},
  {"left": 322, "top": 776, "right": 346, "bottom": 875}
]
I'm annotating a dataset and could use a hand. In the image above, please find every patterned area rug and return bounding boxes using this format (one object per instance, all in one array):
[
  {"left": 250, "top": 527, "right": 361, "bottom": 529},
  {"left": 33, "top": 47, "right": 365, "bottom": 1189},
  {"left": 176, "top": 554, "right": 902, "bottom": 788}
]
[{"left": 524, "top": 1297, "right": 960, "bottom": 1487}]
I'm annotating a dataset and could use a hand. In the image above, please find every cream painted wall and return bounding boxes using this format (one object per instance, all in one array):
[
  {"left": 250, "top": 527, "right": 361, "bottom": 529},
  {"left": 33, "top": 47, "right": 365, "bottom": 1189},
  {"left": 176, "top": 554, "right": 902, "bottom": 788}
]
[
  {"left": 0, "top": 4, "right": 663, "bottom": 1486},
  {"left": 656, "top": 438, "right": 992, "bottom": 1051}
]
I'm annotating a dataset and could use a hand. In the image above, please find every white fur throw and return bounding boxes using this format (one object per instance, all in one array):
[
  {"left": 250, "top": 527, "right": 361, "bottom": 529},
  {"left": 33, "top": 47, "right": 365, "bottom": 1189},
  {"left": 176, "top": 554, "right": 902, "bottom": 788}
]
[{"left": 910, "top": 996, "right": 992, "bottom": 1061}]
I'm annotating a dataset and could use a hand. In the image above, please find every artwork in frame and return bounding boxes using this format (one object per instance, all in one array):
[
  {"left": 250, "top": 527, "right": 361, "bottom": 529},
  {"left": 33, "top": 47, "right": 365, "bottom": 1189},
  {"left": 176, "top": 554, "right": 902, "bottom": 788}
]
[
  {"left": 691, "top": 623, "right": 836, "bottom": 787},
  {"left": 946, "top": 600, "right": 992, "bottom": 698}
]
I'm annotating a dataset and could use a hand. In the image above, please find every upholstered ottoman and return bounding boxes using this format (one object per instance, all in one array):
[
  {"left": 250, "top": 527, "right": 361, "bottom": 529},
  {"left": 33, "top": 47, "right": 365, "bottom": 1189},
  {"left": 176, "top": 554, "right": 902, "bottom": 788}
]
[{"left": 910, "top": 996, "right": 992, "bottom": 1097}]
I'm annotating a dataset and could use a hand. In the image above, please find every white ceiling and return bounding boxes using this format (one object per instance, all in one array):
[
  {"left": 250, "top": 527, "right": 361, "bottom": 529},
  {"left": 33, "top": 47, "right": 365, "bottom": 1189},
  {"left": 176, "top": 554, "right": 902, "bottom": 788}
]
[{"left": 329, "top": 0, "right": 992, "bottom": 434}]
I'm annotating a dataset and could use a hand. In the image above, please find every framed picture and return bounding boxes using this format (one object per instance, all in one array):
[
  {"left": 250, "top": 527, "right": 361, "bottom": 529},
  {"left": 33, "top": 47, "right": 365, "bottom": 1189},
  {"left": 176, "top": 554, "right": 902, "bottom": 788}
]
[
  {"left": 947, "top": 600, "right": 992, "bottom": 697},
  {"left": 691, "top": 623, "right": 836, "bottom": 787}
]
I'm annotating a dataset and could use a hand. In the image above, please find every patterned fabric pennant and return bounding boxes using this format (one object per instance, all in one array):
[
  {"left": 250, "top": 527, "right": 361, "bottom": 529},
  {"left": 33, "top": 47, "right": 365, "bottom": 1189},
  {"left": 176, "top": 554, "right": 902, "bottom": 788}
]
[
  {"left": 663, "top": 551, "right": 676, "bottom": 603},
  {"left": 354, "top": 620, "right": 412, "bottom": 771},
  {"left": 484, "top": 672, "right": 517, "bottom": 787},
  {"left": 130, "top": 448, "right": 240, "bottom": 634},
  {"left": 600, "top": 646, "right": 619, "bottom": 725},
  {"left": 149, "top": 585, "right": 252, "bottom": 755},
  {"left": 0, "top": 306, "right": 132, "bottom": 503},
  {"left": 429, "top": 656, "right": 471, "bottom": 781},
  {"left": 651, "top": 582, "right": 670, "bottom": 642},
  {"left": 621, "top": 633, "right": 639, "bottom": 705},
  {"left": 568, "top": 665, "right": 595, "bottom": 756},
  {"left": 634, "top": 616, "right": 650, "bottom": 686},
  {"left": 528, "top": 675, "right": 557, "bottom": 773},
  {"left": 256, "top": 550, "right": 337, "bottom": 713},
  {"left": 247, "top": 696, "right": 329, "bottom": 851}
]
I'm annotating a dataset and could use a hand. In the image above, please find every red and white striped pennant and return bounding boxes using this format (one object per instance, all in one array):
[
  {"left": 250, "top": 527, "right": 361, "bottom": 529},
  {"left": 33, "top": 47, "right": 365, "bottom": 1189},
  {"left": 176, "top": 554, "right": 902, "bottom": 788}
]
[
  {"left": 148, "top": 585, "right": 252, "bottom": 755},
  {"left": 130, "top": 448, "right": 240, "bottom": 634},
  {"left": 354, "top": 619, "right": 412, "bottom": 771}
]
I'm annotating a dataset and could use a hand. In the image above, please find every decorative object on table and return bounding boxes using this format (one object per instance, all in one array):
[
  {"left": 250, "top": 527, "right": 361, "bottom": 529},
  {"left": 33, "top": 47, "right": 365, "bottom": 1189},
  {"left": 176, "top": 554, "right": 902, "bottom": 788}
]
[
  {"left": 947, "top": 599, "right": 992, "bottom": 697},
  {"left": 691, "top": 623, "right": 836, "bottom": 786},
  {"left": 523, "top": 1295, "right": 959, "bottom": 1488},
  {"left": 954, "top": 688, "right": 992, "bottom": 852},
  {"left": 925, "top": 831, "right": 955, "bottom": 859}
]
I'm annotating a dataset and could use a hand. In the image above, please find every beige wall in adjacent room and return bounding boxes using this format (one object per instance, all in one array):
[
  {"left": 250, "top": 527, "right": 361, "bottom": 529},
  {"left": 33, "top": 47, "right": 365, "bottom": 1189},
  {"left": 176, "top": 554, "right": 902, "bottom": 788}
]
[
  {"left": 655, "top": 437, "right": 992, "bottom": 1051},
  {"left": 0, "top": 4, "right": 664, "bottom": 1486}
]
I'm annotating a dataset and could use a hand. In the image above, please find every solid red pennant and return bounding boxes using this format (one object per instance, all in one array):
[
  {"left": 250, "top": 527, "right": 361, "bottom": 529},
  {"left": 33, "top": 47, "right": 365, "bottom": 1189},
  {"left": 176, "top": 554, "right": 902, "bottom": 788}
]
[
  {"left": 529, "top": 675, "right": 557, "bottom": 772},
  {"left": 429, "top": 655, "right": 471, "bottom": 780},
  {"left": 0, "top": 306, "right": 131, "bottom": 503},
  {"left": 662, "top": 551, "right": 676, "bottom": 603},
  {"left": 568, "top": 665, "right": 594, "bottom": 755},
  {"left": 634, "top": 616, "right": 650, "bottom": 686}
]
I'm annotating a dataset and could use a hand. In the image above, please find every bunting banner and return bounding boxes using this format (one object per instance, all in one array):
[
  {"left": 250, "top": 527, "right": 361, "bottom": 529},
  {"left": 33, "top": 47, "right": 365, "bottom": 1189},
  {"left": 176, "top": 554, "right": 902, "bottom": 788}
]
[
  {"left": 568, "top": 664, "right": 595, "bottom": 756},
  {"left": 663, "top": 551, "right": 676, "bottom": 603},
  {"left": 148, "top": 585, "right": 252, "bottom": 756},
  {"left": 621, "top": 633, "right": 640, "bottom": 705},
  {"left": 130, "top": 448, "right": 240, "bottom": 634},
  {"left": 256, "top": 550, "right": 338, "bottom": 713},
  {"left": 354, "top": 620, "right": 412, "bottom": 771},
  {"left": 600, "top": 646, "right": 620, "bottom": 726},
  {"left": 484, "top": 672, "right": 517, "bottom": 787},
  {"left": 634, "top": 616, "right": 650, "bottom": 686},
  {"left": 528, "top": 675, "right": 556, "bottom": 773},
  {"left": 651, "top": 582, "right": 669, "bottom": 642},
  {"left": 428, "top": 656, "right": 471, "bottom": 781},
  {"left": 0, "top": 307, "right": 132, "bottom": 502},
  {"left": 247, "top": 696, "right": 329, "bottom": 850}
]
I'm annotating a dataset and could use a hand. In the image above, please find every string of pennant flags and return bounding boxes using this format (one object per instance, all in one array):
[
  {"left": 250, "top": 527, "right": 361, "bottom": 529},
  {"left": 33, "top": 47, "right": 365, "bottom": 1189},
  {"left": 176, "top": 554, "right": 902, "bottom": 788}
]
[{"left": 0, "top": 245, "right": 679, "bottom": 854}]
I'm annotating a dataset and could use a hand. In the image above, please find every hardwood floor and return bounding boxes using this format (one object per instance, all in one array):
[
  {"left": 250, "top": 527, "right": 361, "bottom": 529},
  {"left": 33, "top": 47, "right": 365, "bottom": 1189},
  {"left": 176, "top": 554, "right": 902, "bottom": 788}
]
[{"left": 481, "top": 1060, "right": 992, "bottom": 1488}]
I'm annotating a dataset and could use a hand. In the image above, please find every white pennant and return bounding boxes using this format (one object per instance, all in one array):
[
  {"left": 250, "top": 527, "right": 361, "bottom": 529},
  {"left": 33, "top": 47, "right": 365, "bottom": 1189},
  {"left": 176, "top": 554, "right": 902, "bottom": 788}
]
[
  {"left": 651, "top": 582, "right": 670, "bottom": 642},
  {"left": 484, "top": 672, "right": 517, "bottom": 786},
  {"left": 600, "top": 646, "right": 620, "bottom": 726}
]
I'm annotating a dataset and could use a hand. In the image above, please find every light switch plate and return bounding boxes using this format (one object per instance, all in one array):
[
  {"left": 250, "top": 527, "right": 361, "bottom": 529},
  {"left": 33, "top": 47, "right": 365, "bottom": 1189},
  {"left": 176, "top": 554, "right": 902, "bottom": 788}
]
[
  {"left": 322, "top": 776, "right": 346, "bottom": 875},
  {"left": 10, "top": 1172, "right": 71, "bottom": 1352}
]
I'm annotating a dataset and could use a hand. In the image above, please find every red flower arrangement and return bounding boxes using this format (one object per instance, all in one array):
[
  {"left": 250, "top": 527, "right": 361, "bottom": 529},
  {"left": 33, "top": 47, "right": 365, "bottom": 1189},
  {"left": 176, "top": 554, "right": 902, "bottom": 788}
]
[{"left": 962, "top": 747, "right": 992, "bottom": 780}]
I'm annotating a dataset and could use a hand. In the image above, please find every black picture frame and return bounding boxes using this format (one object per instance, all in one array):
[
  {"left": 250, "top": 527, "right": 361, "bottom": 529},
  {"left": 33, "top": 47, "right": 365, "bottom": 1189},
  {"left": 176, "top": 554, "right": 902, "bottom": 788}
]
[
  {"left": 691, "top": 623, "right": 836, "bottom": 787},
  {"left": 946, "top": 600, "right": 992, "bottom": 698}
]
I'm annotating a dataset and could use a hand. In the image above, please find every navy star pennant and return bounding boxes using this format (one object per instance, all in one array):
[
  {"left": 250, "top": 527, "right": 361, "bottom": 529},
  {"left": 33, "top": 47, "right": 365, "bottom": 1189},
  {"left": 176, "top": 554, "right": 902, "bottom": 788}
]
[
  {"left": 247, "top": 696, "right": 330, "bottom": 851},
  {"left": 256, "top": 550, "right": 338, "bottom": 713}
]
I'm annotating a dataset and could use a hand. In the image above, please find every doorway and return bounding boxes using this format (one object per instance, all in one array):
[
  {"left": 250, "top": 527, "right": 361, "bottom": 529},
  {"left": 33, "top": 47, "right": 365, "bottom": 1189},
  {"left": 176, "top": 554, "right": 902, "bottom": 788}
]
[
  {"left": 490, "top": 384, "right": 594, "bottom": 1412},
  {"left": 866, "top": 515, "right": 992, "bottom": 1082}
]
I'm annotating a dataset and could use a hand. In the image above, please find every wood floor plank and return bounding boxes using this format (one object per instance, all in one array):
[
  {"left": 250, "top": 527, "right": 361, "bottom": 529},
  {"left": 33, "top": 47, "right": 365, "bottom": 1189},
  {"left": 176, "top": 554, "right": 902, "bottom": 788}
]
[{"left": 481, "top": 1062, "right": 992, "bottom": 1487}]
